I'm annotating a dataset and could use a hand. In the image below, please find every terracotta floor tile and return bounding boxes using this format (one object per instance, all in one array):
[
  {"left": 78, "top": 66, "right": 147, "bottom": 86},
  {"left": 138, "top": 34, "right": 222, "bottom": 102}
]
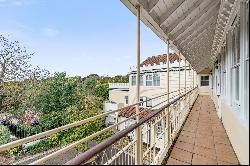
[
  {"left": 170, "top": 147, "right": 193, "bottom": 164},
  {"left": 217, "top": 160, "right": 238, "bottom": 165},
  {"left": 195, "top": 134, "right": 213, "bottom": 140},
  {"left": 213, "top": 131, "right": 228, "bottom": 138},
  {"left": 167, "top": 157, "right": 190, "bottom": 165},
  {"left": 175, "top": 141, "right": 194, "bottom": 153},
  {"left": 193, "top": 146, "right": 217, "bottom": 159},
  {"left": 216, "top": 152, "right": 239, "bottom": 165},
  {"left": 166, "top": 96, "right": 239, "bottom": 165},
  {"left": 196, "top": 130, "right": 213, "bottom": 136},
  {"left": 181, "top": 131, "right": 196, "bottom": 138},
  {"left": 195, "top": 136, "right": 214, "bottom": 143},
  {"left": 192, "top": 154, "right": 218, "bottom": 165},
  {"left": 215, "top": 143, "right": 234, "bottom": 154},
  {"left": 195, "top": 139, "right": 215, "bottom": 149},
  {"left": 178, "top": 135, "right": 195, "bottom": 145},
  {"left": 182, "top": 127, "right": 197, "bottom": 133},
  {"left": 214, "top": 136, "right": 231, "bottom": 146}
]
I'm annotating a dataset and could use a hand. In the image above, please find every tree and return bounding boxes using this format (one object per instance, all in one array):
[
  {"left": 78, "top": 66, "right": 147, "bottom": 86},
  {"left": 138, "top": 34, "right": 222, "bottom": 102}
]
[
  {"left": 83, "top": 77, "right": 97, "bottom": 92},
  {"left": 0, "top": 35, "right": 33, "bottom": 84},
  {"left": 95, "top": 84, "right": 109, "bottom": 103}
]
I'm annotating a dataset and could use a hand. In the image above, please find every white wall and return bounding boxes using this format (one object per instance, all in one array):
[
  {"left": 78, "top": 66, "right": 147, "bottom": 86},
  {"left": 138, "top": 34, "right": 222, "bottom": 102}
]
[{"left": 211, "top": 2, "right": 249, "bottom": 164}]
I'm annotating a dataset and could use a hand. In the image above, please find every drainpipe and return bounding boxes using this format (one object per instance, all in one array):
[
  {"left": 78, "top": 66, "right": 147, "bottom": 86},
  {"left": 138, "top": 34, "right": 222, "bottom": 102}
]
[{"left": 135, "top": 5, "right": 142, "bottom": 165}]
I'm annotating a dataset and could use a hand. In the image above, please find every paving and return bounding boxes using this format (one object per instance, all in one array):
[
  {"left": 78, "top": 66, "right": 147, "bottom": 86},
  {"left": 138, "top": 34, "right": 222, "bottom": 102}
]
[{"left": 167, "top": 95, "right": 239, "bottom": 165}]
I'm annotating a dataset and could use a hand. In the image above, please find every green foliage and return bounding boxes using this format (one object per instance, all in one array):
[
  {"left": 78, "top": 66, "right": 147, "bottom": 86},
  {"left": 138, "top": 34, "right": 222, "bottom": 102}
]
[
  {"left": 95, "top": 84, "right": 109, "bottom": 103},
  {"left": 0, "top": 125, "right": 11, "bottom": 145},
  {"left": 83, "top": 77, "right": 97, "bottom": 92},
  {"left": 25, "top": 139, "right": 51, "bottom": 154},
  {"left": 1, "top": 81, "right": 26, "bottom": 113},
  {"left": 0, "top": 72, "right": 128, "bottom": 155}
]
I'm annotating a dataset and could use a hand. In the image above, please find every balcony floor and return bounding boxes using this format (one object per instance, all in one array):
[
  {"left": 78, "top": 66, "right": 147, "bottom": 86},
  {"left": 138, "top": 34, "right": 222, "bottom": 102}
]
[{"left": 167, "top": 95, "right": 239, "bottom": 165}]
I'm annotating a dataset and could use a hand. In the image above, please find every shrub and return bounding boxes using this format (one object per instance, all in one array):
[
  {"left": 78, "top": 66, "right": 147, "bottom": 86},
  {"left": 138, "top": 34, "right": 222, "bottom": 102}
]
[{"left": 0, "top": 125, "right": 11, "bottom": 145}]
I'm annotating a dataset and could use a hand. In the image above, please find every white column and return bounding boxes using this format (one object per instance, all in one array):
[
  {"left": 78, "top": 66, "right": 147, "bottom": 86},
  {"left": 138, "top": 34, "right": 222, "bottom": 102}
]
[
  {"left": 135, "top": 5, "right": 142, "bottom": 165},
  {"left": 167, "top": 40, "right": 170, "bottom": 144}
]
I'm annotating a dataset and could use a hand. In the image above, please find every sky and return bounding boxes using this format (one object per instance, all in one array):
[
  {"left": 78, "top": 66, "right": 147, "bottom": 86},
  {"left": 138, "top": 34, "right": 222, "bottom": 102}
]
[{"left": 0, "top": 0, "right": 167, "bottom": 77}]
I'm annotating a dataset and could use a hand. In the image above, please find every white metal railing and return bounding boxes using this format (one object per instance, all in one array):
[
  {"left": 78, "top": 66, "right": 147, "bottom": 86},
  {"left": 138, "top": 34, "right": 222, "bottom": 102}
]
[
  {"left": 109, "top": 83, "right": 129, "bottom": 89},
  {"left": 66, "top": 87, "right": 199, "bottom": 165},
  {"left": 0, "top": 86, "right": 197, "bottom": 165}
]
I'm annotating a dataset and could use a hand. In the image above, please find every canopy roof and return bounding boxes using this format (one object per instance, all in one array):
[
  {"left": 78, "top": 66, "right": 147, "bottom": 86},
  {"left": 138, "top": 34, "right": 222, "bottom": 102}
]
[{"left": 121, "top": 0, "right": 240, "bottom": 73}]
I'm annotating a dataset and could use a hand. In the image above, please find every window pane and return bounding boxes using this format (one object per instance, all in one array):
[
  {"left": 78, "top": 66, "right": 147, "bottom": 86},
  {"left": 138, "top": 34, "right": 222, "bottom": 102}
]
[
  {"left": 140, "top": 75, "right": 143, "bottom": 86},
  {"left": 125, "top": 96, "right": 129, "bottom": 104},
  {"left": 131, "top": 76, "right": 136, "bottom": 86},
  {"left": 153, "top": 74, "right": 160, "bottom": 86},
  {"left": 235, "top": 67, "right": 240, "bottom": 101},
  {"left": 146, "top": 75, "right": 152, "bottom": 86},
  {"left": 246, "top": 60, "right": 249, "bottom": 121},
  {"left": 201, "top": 81, "right": 209, "bottom": 86},
  {"left": 232, "top": 29, "right": 236, "bottom": 65},
  {"left": 139, "top": 97, "right": 144, "bottom": 106},
  {"left": 146, "top": 98, "right": 152, "bottom": 107},
  {"left": 236, "top": 25, "right": 240, "bottom": 64}
]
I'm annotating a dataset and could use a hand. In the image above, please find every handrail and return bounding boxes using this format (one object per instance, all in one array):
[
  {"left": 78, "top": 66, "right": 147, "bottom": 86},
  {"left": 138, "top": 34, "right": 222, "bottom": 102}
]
[
  {"left": 30, "top": 89, "right": 189, "bottom": 165},
  {"left": 0, "top": 88, "right": 188, "bottom": 152},
  {"left": 66, "top": 87, "right": 198, "bottom": 165}
]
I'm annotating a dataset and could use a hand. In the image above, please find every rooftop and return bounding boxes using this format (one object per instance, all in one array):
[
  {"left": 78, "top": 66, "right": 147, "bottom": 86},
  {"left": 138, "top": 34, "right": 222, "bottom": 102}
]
[{"left": 140, "top": 53, "right": 181, "bottom": 67}]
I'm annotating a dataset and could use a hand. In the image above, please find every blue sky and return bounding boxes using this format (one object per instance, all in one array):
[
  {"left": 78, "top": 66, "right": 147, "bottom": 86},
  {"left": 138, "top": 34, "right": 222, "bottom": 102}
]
[{"left": 0, "top": 0, "right": 167, "bottom": 77}]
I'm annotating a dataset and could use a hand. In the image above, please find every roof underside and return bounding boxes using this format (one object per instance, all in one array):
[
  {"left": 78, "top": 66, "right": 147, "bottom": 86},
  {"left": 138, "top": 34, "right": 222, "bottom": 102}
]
[{"left": 121, "top": 0, "right": 239, "bottom": 73}]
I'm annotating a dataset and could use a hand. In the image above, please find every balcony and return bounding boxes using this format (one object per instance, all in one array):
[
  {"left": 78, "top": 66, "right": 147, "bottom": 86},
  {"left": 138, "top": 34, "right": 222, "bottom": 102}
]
[
  {"left": 0, "top": 0, "right": 248, "bottom": 165},
  {"left": 0, "top": 87, "right": 241, "bottom": 165},
  {"left": 109, "top": 83, "right": 129, "bottom": 90}
]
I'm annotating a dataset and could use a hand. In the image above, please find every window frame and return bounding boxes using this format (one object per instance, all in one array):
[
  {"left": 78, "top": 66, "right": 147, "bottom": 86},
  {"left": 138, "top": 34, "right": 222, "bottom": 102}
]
[
  {"left": 140, "top": 75, "right": 144, "bottom": 86},
  {"left": 139, "top": 97, "right": 144, "bottom": 107},
  {"left": 146, "top": 97, "right": 152, "bottom": 108},
  {"left": 124, "top": 96, "right": 129, "bottom": 105},
  {"left": 231, "top": 20, "right": 241, "bottom": 107},
  {"left": 200, "top": 75, "right": 210, "bottom": 87},
  {"left": 153, "top": 73, "right": 160, "bottom": 86},
  {"left": 131, "top": 75, "right": 136, "bottom": 86},
  {"left": 146, "top": 74, "right": 153, "bottom": 86}
]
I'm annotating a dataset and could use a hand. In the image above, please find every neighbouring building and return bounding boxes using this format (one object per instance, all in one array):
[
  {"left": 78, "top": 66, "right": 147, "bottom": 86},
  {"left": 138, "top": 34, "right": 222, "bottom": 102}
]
[{"left": 104, "top": 53, "right": 197, "bottom": 149}]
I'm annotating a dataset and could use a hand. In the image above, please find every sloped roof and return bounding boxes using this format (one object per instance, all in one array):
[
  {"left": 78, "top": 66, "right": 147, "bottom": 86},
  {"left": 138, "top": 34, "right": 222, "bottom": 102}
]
[
  {"left": 140, "top": 53, "right": 181, "bottom": 67},
  {"left": 119, "top": 106, "right": 151, "bottom": 119}
]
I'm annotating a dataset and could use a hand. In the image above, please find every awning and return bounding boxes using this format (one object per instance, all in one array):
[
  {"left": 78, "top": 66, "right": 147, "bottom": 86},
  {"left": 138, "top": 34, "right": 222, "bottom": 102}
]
[{"left": 121, "top": 0, "right": 240, "bottom": 73}]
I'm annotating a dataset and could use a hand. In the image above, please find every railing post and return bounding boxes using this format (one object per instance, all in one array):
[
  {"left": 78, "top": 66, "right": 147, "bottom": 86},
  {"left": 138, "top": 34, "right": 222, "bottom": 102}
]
[
  {"left": 189, "top": 64, "right": 191, "bottom": 110},
  {"left": 184, "top": 59, "right": 187, "bottom": 115},
  {"left": 135, "top": 5, "right": 142, "bottom": 165},
  {"left": 185, "top": 60, "right": 187, "bottom": 94},
  {"left": 193, "top": 67, "right": 195, "bottom": 88},
  {"left": 179, "top": 52, "right": 181, "bottom": 98},
  {"left": 167, "top": 40, "right": 171, "bottom": 145},
  {"left": 178, "top": 52, "right": 181, "bottom": 129}
]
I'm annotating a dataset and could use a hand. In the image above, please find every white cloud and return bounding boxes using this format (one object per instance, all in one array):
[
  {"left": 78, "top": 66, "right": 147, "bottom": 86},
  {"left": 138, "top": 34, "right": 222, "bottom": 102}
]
[{"left": 42, "top": 28, "right": 60, "bottom": 37}]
